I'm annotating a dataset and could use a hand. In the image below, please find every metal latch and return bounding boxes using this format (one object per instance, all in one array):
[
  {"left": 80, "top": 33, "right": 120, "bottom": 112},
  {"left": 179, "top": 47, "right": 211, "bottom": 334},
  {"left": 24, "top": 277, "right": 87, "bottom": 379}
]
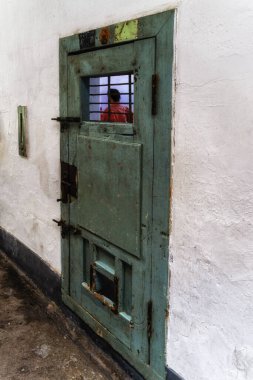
[
  {"left": 53, "top": 219, "right": 81, "bottom": 238},
  {"left": 52, "top": 117, "right": 80, "bottom": 132},
  {"left": 59, "top": 161, "right": 77, "bottom": 203}
]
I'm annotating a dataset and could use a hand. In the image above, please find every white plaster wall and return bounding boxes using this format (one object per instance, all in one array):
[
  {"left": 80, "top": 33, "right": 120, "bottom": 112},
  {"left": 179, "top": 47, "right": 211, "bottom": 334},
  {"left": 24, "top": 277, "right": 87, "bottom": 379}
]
[
  {"left": 0, "top": 1, "right": 252, "bottom": 379},
  {"left": 168, "top": 1, "right": 253, "bottom": 379}
]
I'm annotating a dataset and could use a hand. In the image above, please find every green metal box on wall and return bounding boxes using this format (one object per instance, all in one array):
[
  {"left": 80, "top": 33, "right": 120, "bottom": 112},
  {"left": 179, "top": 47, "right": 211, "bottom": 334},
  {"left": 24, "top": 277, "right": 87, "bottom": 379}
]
[{"left": 18, "top": 106, "right": 27, "bottom": 157}]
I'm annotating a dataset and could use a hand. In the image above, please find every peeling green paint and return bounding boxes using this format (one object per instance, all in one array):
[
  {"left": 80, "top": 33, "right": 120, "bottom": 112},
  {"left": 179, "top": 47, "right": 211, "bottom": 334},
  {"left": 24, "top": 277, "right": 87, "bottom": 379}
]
[{"left": 114, "top": 20, "right": 138, "bottom": 42}]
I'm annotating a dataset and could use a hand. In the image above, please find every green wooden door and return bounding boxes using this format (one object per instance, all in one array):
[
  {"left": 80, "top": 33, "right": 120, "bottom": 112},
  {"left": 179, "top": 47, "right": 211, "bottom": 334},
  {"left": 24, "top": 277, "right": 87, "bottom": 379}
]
[
  {"left": 68, "top": 36, "right": 154, "bottom": 358},
  {"left": 60, "top": 11, "right": 174, "bottom": 380}
]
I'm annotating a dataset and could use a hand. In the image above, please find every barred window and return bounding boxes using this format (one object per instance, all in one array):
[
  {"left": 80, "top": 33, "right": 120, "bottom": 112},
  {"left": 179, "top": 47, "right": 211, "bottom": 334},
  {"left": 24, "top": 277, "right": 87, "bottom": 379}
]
[{"left": 81, "top": 73, "right": 134, "bottom": 123}]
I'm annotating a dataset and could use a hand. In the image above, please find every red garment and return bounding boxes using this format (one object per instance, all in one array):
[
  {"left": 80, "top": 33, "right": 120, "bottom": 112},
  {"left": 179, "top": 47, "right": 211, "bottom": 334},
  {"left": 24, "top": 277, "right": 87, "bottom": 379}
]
[{"left": 100, "top": 103, "right": 133, "bottom": 123}]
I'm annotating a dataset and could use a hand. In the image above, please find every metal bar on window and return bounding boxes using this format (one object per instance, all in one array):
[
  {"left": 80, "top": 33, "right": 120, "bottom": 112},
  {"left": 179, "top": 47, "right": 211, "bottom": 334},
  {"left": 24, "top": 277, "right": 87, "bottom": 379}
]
[
  {"left": 128, "top": 74, "right": 132, "bottom": 122},
  {"left": 88, "top": 73, "right": 134, "bottom": 122},
  {"left": 90, "top": 92, "right": 133, "bottom": 96},
  {"left": 89, "top": 82, "right": 133, "bottom": 87},
  {"left": 90, "top": 102, "right": 134, "bottom": 105},
  {"left": 90, "top": 111, "right": 130, "bottom": 115},
  {"left": 108, "top": 75, "right": 111, "bottom": 120}
]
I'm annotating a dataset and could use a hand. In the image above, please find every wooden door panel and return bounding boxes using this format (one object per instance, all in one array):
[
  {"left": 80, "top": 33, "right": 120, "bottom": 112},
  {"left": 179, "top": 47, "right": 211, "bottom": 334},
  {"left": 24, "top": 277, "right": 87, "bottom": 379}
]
[
  {"left": 77, "top": 135, "right": 142, "bottom": 257},
  {"left": 69, "top": 42, "right": 135, "bottom": 78}
]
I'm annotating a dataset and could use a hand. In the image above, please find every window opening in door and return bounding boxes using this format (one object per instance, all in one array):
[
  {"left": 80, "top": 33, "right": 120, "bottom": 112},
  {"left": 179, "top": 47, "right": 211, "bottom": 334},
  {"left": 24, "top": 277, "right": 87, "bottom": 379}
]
[
  {"left": 93, "top": 270, "right": 117, "bottom": 304},
  {"left": 81, "top": 73, "right": 134, "bottom": 122}
]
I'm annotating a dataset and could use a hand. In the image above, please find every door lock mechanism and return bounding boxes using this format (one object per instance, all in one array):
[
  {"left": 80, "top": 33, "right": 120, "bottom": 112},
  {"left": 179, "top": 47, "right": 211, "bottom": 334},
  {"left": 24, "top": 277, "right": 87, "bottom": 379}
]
[{"left": 52, "top": 117, "right": 80, "bottom": 132}]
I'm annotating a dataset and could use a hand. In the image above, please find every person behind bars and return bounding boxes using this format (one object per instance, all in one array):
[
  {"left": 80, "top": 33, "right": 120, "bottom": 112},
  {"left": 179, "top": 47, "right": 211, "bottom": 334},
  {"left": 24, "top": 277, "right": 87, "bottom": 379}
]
[{"left": 100, "top": 88, "right": 133, "bottom": 123}]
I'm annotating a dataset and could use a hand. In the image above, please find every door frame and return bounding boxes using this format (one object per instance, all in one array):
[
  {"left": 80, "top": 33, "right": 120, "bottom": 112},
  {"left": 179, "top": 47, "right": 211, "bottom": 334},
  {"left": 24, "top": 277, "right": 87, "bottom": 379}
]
[{"left": 59, "top": 10, "right": 175, "bottom": 380}]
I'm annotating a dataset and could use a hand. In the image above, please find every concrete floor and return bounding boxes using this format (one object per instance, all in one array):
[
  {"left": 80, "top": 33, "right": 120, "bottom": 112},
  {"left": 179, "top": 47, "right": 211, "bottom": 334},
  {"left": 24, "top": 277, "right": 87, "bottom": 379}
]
[{"left": 0, "top": 251, "right": 132, "bottom": 380}]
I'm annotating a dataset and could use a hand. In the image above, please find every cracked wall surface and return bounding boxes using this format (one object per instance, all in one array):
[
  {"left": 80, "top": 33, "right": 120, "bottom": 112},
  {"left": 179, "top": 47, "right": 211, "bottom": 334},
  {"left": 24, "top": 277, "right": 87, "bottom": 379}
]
[{"left": 0, "top": 1, "right": 253, "bottom": 379}]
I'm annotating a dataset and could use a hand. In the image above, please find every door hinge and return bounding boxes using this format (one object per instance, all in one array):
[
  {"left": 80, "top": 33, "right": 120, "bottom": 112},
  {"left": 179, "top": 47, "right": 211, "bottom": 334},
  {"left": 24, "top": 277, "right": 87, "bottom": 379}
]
[
  {"left": 60, "top": 161, "right": 77, "bottom": 203},
  {"left": 53, "top": 219, "right": 81, "bottom": 239},
  {"left": 52, "top": 117, "right": 81, "bottom": 132},
  {"left": 147, "top": 300, "right": 153, "bottom": 340},
  {"left": 152, "top": 74, "right": 159, "bottom": 116}
]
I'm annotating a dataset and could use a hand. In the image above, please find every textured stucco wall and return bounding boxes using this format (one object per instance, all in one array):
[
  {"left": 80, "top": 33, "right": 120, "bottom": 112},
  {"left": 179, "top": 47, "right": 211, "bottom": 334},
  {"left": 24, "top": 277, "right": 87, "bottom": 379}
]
[
  {"left": 0, "top": 1, "right": 253, "bottom": 379},
  {"left": 167, "top": 1, "right": 253, "bottom": 379}
]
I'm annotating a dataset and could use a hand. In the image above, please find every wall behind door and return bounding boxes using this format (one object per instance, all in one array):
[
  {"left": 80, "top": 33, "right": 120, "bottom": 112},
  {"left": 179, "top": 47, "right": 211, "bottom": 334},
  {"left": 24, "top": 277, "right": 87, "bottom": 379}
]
[{"left": 0, "top": 1, "right": 253, "bottom": 380}]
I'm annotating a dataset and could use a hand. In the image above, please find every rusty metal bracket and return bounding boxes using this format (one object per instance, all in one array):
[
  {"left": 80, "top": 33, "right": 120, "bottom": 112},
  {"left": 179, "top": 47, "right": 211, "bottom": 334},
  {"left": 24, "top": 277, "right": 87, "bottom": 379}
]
[
  {"left": 52, "top": 219, "right": 81, "bottom": 238},
  {"left": 52, "top": 117, "right": 80, "bottom": 122},
  {"left": 52, "top": 117, "right": 81, "bottom": 132}
]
